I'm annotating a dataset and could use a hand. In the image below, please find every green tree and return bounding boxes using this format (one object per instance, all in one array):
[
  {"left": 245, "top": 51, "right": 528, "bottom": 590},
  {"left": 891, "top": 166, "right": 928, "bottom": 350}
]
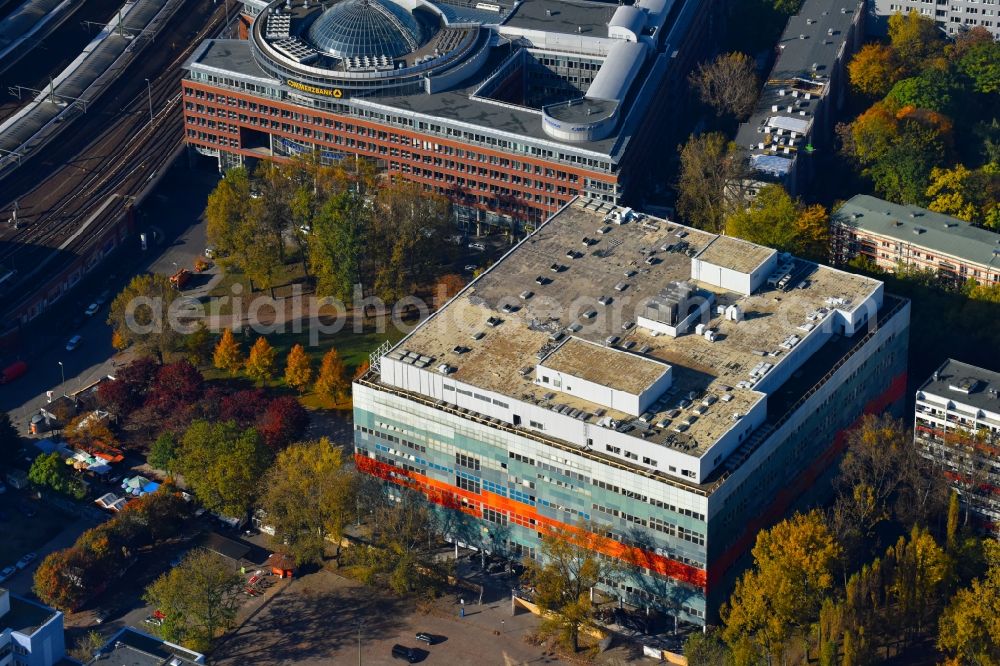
[
  {"left": 107, "top": 273, "right": 180, "bottom": 361},
  {"left": 148, "top": 432, "right": 178, "bottom": 473},
  {"left": 842, "top": 104, "right": 952, "bottom": 205},
  {"left": 244, "top": 336, "right": 277, "bottom": 384},
  {"left": 183, "top": 322, "right": 214, "bottom": 367},
  {"left": 206, "top": 166, "right": 284, "bottom": 290},
  {"left": 724, "top": 184, "right": 828, "bottom": 258},
  {"left": 684, "top": 628, "right": 731, "bottom": 665},
  {"left": 722, "top": 510, "right": 842, "bottom": 661},
  {"left": 958, "top": 40, "right": 1000, "bottom": 95},
  {"left": 143, "top": 549, "right": 243, "bottom": 653},
  {"left": 177, "top": 420, "right": 271, "bottom": 518},
  {"left": 213, "top": 328, "right": 243, "bottom": 376},
  {"left": 260, "top": 439, "right": 355, "bottom": 566},
  {"left": 676, "top": 133, "right": 748, "bottom": 232},
  {"left": 885, "top": 69, "right": 958, "bottom": 116},
  {"left": 205, "top": 167, "right": 252, "bottom": 261},
  {"left": 310, "top": 191, "right": 366, "bottom": 301},
  {"left": 522, "top": 523, "right": 621, "bottom": 652},
  {"left": 938, "top": 540, "right": 1000, "bottom": 665},
  {"left": 28, "top": 452, "right": 85, "bottom": 499},
  {"left": 283, "top": 343, "right": 313, "bottom": 393},
  {"left": 848, "top": 43, "right": 904, "bottom": 97}
]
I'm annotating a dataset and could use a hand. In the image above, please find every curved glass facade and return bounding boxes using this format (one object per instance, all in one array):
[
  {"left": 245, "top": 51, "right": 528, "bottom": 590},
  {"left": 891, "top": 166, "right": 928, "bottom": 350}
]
[{"left": 307, "top": 0, "right": 425, "bottom": 59}]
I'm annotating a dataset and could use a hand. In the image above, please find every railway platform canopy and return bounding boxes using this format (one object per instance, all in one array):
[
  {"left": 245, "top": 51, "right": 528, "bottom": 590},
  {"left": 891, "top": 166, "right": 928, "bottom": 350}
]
[{"left": 0, "top": 0, "right": 181, "bottom": 173}]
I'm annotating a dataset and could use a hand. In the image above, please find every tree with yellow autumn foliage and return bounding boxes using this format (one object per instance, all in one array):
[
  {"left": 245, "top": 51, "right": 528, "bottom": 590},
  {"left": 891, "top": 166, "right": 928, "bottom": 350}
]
[
  {"left": 848, "top": 44, "right": 904, "bottom": 98},
  {"left": 245, "top": 336, "right": 277, "bottom": 384}
]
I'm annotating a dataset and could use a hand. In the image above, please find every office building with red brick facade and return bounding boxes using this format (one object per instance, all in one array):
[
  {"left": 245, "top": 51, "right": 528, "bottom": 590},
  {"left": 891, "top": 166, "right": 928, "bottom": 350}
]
[{"left": 182, "top": 0, "right": 720, "bottom": 229}]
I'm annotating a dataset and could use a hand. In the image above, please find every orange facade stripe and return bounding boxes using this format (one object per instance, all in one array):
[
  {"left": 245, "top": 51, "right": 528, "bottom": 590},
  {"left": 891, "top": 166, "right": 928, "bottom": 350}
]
[{"left": 354, "top": 454, "right": 708, "bottom": 589}]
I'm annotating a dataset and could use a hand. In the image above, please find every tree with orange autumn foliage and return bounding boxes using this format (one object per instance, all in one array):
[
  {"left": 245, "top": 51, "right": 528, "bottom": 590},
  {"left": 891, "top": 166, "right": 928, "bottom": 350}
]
[{"left": 314, "top": 348, "right": 348, "bottom": 403}]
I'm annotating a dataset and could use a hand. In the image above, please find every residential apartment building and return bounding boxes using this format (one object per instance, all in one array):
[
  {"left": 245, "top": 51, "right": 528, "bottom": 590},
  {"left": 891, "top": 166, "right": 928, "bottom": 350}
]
[
  {"left": 832, "top": 194, "right": 1000, "bottom": 285},
  {"left": 870, "top": 0, "right": 999, "bottom": 37},
  {"left": 734, "top": 0, "right": 864, "bottom": 195},
  {"left": 353, "top": 198, "right": 910, "bottom": 623},
  {"left": 82, "top": 628, "right": 205, "bottom": 665},
  {"left": 181, "top": 0, "right": 722, "bottom": 230},
  {"left": 0, "top": 588, "right": 66, "bottom": 666},
  {"left": 915, "top": 359, "right": 1000, "bottom": 535}
]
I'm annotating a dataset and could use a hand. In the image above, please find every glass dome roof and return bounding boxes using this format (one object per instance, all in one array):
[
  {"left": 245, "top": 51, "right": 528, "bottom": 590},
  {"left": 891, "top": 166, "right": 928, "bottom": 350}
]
[{"left": 307, "top": 0, "right": 425, "bottom": 59}]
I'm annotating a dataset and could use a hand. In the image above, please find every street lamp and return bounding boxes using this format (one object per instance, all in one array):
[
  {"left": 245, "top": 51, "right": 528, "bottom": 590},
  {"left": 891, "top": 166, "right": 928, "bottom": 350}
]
[
  {"left": 144, "top": 78, "right": 153, "bottom": 124},
  {"left": 58, "top": 361, "right": 64, "bottom": 385},
  {"left": 356, "top": 620, "right": 363, "bottom": 666}
]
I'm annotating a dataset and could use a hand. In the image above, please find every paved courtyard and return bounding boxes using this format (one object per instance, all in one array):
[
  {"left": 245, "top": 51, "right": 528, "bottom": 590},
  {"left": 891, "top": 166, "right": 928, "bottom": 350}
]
[{"left": 212, "top": 568, "right": 566, "bottom": 666}]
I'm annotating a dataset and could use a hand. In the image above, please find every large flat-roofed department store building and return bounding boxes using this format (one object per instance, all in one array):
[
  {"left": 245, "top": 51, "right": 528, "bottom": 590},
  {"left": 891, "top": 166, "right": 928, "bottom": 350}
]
[
  {"left": 734, "top": 0, "right": 864, "bottom": 196},
  {"left": 915, "top": 360, "right": 1000, "bottom": 536},
  {"left": 352, "top": 198, "right": 911, "bottom": 623},
  {"left": 181, "top": 0, "right": 721, "bottom": 228},
  {"left": 832, "top": 195, "right": 1000, "bottom": 285}
]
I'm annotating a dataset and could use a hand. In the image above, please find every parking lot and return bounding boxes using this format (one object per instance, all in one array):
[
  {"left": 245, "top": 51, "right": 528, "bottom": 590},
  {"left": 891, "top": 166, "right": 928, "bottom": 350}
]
[
  {"left": 0, "top": 491, "right": 74, "bottom": 578},
  {"left": 212, "top": 567, "right": 566, "bottom": 666}
]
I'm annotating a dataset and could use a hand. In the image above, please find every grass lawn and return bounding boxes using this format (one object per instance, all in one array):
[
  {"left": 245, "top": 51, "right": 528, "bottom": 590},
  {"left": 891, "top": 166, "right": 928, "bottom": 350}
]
[
  {"left": 208, "top": 262, "right": 310, "bottom": 306},
  {"left": 201, "top": 321, "right": 408, "bottom": 396},
  {"left": 0, "top": 492, "right": 73, "bottom": 566}
]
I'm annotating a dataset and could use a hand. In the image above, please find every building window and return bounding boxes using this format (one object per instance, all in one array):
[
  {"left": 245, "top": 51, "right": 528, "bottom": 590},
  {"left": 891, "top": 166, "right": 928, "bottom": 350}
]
[
  {"left": 456, "top": 475, "right": 481, "bottom": 494},
  {"left": 456, "top": 453, "right": 480, "bottom": 471}
]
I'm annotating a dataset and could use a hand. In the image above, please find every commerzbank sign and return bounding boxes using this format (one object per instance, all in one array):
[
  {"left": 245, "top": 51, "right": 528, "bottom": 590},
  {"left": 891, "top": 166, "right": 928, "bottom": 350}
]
[{"left": 287, "top": 80, "right": 344, "bottom": 98}]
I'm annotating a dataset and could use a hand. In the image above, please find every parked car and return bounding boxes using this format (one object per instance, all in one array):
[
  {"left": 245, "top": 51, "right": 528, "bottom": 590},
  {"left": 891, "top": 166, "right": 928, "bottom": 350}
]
[
  {"left": 84, "top": 302, "right": 100, "bottom": 316},
  {"left": 143, "top": 615, "right": 163, "bottom": 627},
  {"left": 0, "top": 361, "right": 28, "bottom": 385},
  {"left": 415, "top": 632, "right": 436, "bottom": 645},
  {"left": 464, "top": 264, "right": 477, "bottom": 272},
  {"left": 94, "top": 610, "right": 110, "bottom": 624},
  {"left": 391, "top": 644, "right": 419, "bottom": 662},
  {"left": 468, "top": 242, "right": 486, "bottom": 251},
  {"left": 16, "top": 552, "right": 36, "bottom": 569},
  {"left": 66, "top": 335, "right": 83, "bottom": 351},
  {"left": 0, "top": 565, "right": 15, "bottom": 582}
]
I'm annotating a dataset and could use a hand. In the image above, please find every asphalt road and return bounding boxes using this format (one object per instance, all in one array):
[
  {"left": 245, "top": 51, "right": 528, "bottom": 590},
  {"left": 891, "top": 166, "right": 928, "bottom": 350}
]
[{"left": 0, "top": 158, "right": 219, "bottom": 423}]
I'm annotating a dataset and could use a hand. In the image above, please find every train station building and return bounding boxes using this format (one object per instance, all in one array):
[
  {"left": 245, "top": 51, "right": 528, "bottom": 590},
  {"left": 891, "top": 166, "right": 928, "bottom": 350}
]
[
  {"left": 181, "top": 0, "right": 720, "bottom": 229},
  {"left": 352, "top": 198, "right": 911, "bottom": 623}
]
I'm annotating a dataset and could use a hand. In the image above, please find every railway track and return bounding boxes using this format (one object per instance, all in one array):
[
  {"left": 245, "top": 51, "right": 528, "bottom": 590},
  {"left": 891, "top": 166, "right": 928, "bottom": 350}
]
[{"left": 0, "top": 0, "right": 226, "bottom": 294}]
